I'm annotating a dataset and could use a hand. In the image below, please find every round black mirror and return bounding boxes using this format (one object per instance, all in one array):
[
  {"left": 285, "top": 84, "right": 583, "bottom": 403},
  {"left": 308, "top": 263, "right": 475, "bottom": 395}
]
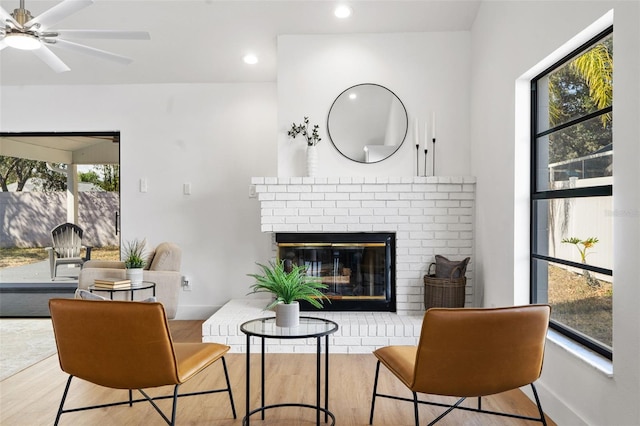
[{"left": 327, "top": 84, "right": 408, "bottom": 163}]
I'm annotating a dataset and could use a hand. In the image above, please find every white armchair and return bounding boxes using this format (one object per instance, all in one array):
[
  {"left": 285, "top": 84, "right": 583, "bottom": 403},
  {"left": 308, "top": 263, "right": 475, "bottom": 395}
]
[{"left": 78, "top": 242, "right": 182, "bottom": 318}]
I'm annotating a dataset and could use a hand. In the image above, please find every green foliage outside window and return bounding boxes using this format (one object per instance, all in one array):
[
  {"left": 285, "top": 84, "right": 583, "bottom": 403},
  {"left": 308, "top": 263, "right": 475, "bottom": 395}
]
[{"left": 547, "top": 37, "right": 613, "bottom": 165}]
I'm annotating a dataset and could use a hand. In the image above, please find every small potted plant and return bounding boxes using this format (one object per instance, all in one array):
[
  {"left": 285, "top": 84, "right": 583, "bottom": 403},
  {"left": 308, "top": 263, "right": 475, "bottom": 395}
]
[
  {"left": 288, "top": 116, "right": 322, "bottom": 177},
  {"left": 248, "top": 260, "right": 329, "bottom": 327},
  {"left": 123, "top": 238, "right": 147, "bottom": 286}
]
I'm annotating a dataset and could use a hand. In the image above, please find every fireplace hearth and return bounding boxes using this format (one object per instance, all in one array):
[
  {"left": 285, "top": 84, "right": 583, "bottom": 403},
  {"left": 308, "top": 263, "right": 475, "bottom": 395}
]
[{"left": 276, "top": 233, "right": 396, "bottom": 312}]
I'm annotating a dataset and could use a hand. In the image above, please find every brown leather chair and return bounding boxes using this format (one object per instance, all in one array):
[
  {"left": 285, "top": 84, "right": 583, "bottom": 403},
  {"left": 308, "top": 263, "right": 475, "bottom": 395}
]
[
  {"left": 49, "top": 298, "right": 236, "bottom": 425},
  {"left": 369, "top": 305, "right": 551, "bottom": 426}
]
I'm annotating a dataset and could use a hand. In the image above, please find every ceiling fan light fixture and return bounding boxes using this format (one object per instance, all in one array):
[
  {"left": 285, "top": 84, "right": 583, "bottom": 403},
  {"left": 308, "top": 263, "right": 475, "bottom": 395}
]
[{"left": 5, "top": 33, "right": 41, "bottom": 50}]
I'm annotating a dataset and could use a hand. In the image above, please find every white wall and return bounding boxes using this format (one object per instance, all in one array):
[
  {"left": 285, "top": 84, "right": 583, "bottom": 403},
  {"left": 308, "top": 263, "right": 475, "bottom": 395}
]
[
  {"left": 0, "top": 83, "right": 277, "bottom": 319},
  {"left": 2, "top": 4, "right": 638, "bottom": 423},
  {"left": 471, "top": 1, "right": 639, "bottom": 425},
  {"left": 277, "top": 32, "right": 471, "bottom": 178}
]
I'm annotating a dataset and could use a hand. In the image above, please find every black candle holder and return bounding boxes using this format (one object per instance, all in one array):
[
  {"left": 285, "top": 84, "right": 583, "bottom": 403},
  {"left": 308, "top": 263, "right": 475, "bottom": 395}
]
[
  {"left": 423, "top": 149, "right": 428, "bottom": 177},
  {"left": 432, "top": 138, "right": 436, "bottom": 176},
  {"left": 415, "top": 144, "right": 420, "bottom": 176}
]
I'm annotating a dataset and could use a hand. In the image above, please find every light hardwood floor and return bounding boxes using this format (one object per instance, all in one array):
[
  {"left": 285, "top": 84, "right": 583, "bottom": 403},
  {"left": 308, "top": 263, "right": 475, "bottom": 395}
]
[{"left": 0, "top": 320, "right": 555, "bottom": 425}]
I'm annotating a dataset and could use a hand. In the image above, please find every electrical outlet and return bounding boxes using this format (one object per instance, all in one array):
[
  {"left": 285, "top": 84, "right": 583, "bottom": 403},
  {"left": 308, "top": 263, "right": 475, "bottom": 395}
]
[{"left": 182, "top": 276, "right": 192, "bottom": 291}]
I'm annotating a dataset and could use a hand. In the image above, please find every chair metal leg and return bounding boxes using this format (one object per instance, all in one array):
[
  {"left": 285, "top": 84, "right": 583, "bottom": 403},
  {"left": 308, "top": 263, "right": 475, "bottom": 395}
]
[
  {"left": 413, "top": 392, "right": 419, "bottom": 426},
  {"left": 170, "top": 384, "right": 180, "bottom": 426},
  {"left": 369, "top": 360, "right": 381, "bottom": 424},
  {"left": 53, "top": 359, "right": 235, "bottom": 425},
  {"left": 531, "top": 383, "right": 547, "bottom": 426},
  {"left": 427, "top": 396, "right": 466, "bottom": 426},
  {"left": 54, "top": 375, "right": 73, "bottom": 425},
  {"left": 221, "top": 356, "right": 237, "bottom": 418}
]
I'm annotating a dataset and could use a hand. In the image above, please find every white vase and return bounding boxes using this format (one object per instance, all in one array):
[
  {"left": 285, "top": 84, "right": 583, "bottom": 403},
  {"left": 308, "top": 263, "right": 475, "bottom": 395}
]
[
  {"left": 276, "top": 301, "right": 300, "bottom": 327},
  {"left": 306, "top": 145, "right": 318, "bottom": 177},
  {"left": 126, "top": 268, "right": 144, "bottom": 287}
]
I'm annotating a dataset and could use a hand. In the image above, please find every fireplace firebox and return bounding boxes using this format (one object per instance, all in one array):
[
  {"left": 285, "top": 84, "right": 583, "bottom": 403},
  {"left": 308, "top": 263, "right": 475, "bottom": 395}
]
[{"left": 276, "top": 233, "right": 396, "bottom": 312}]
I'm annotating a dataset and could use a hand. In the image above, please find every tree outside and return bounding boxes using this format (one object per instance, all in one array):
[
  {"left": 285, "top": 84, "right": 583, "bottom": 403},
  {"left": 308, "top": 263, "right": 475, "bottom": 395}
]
[
  {"left": 547, "top": 36, "right": 612, "bottom": 167},
  {"left": 1, "top": 156, "right": 119, "bottom": 193}
]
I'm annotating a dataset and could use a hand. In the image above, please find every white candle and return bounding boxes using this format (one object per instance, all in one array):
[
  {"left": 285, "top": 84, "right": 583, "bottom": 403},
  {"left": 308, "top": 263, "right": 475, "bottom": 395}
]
[
  {"left": 432, "top": 112, "right": 436, "bottom": 140},
  {"left": 423, "top": 121, "right": 428, "bottom": 151},
  {"left": 414, "top": 118, "right": 420, "bottom": 146}
]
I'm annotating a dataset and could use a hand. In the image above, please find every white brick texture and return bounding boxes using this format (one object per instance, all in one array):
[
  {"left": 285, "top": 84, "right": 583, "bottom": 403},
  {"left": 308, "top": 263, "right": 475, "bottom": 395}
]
[{"left": 253, "top": 176, "right": 476, "bottom": 316}]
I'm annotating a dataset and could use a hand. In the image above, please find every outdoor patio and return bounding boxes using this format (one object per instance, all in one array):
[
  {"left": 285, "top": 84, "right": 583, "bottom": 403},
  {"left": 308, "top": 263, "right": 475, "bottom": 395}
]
[{"left": 0, "top": 261, "right": 78, "bottom": 317}]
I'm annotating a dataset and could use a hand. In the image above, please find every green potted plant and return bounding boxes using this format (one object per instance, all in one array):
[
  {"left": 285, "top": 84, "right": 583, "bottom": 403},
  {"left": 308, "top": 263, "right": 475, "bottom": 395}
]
[
  {"left": 123, "top": 238, "right": 147, "bottom": 287},
  {"left": 248, "top": 260, "right": 329, "bottom": 327}
]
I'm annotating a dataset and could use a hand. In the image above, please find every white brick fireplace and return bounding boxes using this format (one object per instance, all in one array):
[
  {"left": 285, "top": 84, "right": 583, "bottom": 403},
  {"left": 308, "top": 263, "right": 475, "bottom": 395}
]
[
  {"left": 253, "top": 175, "right": 475, "bottom": 315},
  {"left": 203, "top": 176, "right": 475, "bottom": 353}
]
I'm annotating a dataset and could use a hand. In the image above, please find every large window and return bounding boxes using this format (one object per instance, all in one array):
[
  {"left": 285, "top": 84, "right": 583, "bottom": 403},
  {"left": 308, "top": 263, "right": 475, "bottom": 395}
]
[{"left": 531, "top": 28, "right": 613, "bottom": 359}]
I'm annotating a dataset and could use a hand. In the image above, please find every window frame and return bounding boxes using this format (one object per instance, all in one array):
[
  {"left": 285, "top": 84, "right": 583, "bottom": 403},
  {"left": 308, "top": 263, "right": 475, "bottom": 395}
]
[{"left": 530, "top": 26, "right": 613, "bottom": 360}]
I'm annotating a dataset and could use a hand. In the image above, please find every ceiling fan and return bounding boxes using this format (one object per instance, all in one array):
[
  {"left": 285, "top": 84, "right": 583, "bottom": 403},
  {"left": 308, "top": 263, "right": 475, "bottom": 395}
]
[{"left": 0, "top": 0, "right": 150, "bottom": 72}]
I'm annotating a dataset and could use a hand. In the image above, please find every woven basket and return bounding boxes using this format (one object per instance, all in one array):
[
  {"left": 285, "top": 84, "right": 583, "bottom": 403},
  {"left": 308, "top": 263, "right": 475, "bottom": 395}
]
[{"left": 423, "top": 263, "right": 466, "bottom": 309}]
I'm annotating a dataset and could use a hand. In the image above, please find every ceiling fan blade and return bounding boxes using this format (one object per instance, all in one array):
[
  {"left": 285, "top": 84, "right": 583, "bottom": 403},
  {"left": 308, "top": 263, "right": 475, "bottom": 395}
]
[
  {"left": 50, "top": 39, "right": 132, "bottom": 65},
  {"left": 55, "top": 30, "right": 150, "bottom": 40},
  {"left": 25, "top": 0, "right": 93, "bottom": 30},
  {"left": 1, "top": 5, "right": 20, "bottom": 28},
  {"left": 32, "top": 44, "right": 70, "bottom": 73}
]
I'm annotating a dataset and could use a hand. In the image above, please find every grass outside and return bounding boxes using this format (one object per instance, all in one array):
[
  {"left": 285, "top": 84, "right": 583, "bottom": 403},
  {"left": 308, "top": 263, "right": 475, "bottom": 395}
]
[
  {"left": 0, "top": 246, "right": 120, "bottom": 269},
  {"left": 548, "top": 264, "right": 612, "bottom": 347}
]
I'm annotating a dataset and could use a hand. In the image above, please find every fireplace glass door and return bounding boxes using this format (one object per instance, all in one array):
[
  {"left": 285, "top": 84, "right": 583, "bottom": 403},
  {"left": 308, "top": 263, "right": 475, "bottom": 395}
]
[{"left": 276, "top": 233, "right": 395, "bottom": 312}]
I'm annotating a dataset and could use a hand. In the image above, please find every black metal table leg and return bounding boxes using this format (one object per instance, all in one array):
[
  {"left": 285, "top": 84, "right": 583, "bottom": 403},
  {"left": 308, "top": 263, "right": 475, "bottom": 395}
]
[
  {"left": 245, "top": 334, "right": 250, "bottom": 426},
  {"left": 316, "top": 336, "right": 321, "bottom": 425},
  {"left": 261, "top": 337, "right": 265, "bottom": 420},
  {"left": 325, "top": 333, "right": 330, "bottom": 423}
]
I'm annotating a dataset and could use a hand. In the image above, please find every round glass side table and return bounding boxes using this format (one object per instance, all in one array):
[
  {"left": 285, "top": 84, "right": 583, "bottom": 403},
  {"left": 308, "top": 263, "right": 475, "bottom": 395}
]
[
  {"left": 240, "top": 316, "right": 339, "bottom": 426},
  {"left": 88, "top": 280, "right": 156, "bottom": 300}
]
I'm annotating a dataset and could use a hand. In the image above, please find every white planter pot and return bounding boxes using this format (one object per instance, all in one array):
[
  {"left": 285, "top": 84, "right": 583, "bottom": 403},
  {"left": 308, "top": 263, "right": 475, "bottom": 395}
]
[
  {"left": 126, "top": 268, "right": 144, "bottom": 287},
  {"left": 276, "top": 301, "right": 300, "bottom": 327},
  {"left": 307, "top": 145, "right": 318, "bottom": 177}
]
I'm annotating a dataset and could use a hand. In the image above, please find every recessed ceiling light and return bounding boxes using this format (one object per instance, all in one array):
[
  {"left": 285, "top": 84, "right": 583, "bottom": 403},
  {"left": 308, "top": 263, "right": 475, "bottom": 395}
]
[
  {"left": 349, "top": 93, "right": 357, "bottom": 100},
  {"left": 334, "top": 4, "right": 352, "bottom": 19},
  {"left": 243, "top": 54, "right": 258, "bottom": 65}
]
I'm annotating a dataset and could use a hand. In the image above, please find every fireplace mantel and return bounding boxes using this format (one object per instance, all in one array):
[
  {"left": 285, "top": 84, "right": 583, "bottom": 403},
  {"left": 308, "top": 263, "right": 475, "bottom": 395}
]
[{"left": 251, "top": 176, "right": 475, "bottom": 316}]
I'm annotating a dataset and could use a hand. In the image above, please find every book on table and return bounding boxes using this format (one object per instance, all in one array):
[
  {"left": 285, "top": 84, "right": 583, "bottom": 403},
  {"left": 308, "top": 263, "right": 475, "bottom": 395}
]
[
  {"left": 93, "top": 283, "right": 131, "bottom": 289},
  {"left": 93, "top": 278, "right": 132, "bottom": 289}
]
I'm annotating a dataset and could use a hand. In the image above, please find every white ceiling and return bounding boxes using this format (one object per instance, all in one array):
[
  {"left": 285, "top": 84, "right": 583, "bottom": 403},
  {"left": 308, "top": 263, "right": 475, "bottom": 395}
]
[{"left": 0, "top": 0, "right": 481, "bottom": 86}]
